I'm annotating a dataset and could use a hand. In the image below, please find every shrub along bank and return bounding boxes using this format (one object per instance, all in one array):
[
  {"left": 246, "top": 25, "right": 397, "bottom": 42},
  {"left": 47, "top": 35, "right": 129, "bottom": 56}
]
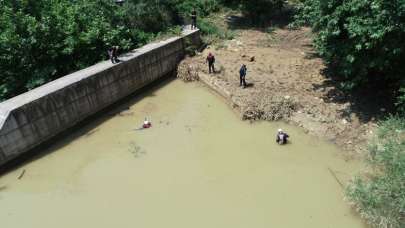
[{"left": 347, "top": 116, "right": 405, "bottom": 228}]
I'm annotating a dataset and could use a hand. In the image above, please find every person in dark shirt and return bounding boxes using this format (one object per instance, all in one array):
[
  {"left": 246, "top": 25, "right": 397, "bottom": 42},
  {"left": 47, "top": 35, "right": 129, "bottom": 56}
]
[
  {"left": 239, "top": 64, "right": 247, "bottom": 88},
  {"left": 206, "top": 53, "right": 215, "bottom": 74},
  {"left": 108, "top": 47, "right": 115, "bottom": 63},
  {"left": 276, "top": 129, "right": 289, "bottom": 145},
  {"left": 191, "top": 9, "right": 197, "bottom": 29},
  {"left": 112, "top": 46, "right": 119, "bottom": 63}
]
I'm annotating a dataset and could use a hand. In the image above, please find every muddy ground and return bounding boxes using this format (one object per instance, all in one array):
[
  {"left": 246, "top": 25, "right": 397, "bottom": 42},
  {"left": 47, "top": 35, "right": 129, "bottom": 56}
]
[{"left": 178, "top": 13, "right": 387, "bottom": 157}]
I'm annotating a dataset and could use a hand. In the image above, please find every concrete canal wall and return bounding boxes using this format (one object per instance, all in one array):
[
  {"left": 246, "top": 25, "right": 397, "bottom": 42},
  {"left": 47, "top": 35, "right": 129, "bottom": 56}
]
[{"left": 0, "top": 29, "right": 201, "bottom": 166}]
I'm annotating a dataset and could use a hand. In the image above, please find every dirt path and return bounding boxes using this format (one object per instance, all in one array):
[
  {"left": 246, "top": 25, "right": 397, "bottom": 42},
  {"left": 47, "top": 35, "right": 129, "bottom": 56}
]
[{"left": 179, "top": 22, "right": 377, "bottom": 157}]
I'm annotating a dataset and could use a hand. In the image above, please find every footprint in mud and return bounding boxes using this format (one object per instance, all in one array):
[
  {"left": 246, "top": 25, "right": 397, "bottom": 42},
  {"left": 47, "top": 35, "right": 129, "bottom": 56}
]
[{"left": 128, "top": 141, "right": 147, "bottom": 158}]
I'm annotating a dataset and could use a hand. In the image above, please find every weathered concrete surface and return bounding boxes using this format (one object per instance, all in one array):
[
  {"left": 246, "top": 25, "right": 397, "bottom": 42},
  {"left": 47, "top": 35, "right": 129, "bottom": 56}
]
[{"left": 0, "top": 29, "right": 202, "bottom": 166}]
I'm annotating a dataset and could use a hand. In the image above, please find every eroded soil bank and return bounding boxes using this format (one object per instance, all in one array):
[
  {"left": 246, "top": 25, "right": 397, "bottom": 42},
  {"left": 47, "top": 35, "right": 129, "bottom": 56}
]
[
  {"left": 0, "top": 80, "right": 366, "bottom": 228},
  {"left": 179, "top": 20, "right": 382, "bottom": 156}
]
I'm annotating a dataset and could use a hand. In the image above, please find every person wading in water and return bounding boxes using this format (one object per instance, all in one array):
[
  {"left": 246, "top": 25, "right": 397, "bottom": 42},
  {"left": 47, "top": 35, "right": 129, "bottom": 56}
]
[
  {"left": 276, "top": 129, "right": 289, "bottom": 145},
  {"left": 143, "top": 118, "right": 152, "bottom": 129}
]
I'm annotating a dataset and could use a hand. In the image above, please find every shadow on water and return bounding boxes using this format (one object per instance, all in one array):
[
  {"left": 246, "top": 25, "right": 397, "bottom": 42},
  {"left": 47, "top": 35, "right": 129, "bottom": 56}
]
[{"left": 0, "top": 72, "right": 177, "bottom": 176}]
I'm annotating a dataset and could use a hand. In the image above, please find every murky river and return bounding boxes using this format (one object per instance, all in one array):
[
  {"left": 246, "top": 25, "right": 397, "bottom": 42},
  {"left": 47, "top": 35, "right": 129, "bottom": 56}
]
[{"left": 0, "top": 79, "right": 366, "bottom": 228}]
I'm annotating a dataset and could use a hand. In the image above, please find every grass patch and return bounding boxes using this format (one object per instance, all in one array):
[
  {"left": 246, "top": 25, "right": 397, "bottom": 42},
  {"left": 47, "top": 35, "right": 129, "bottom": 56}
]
[{"left": 198, "top": 9, "right": 241, "bottom": 45}]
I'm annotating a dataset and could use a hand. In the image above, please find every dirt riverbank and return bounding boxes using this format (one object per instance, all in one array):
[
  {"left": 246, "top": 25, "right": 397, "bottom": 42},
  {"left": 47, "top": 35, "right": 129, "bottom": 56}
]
[{"left": 178, "top": 22, "right": 380, "bottom": 157}]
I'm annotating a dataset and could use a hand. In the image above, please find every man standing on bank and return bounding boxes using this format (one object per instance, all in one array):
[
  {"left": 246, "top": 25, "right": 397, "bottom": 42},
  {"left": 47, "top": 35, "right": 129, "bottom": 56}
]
[
  {"left": 191, "top": 9, "right": 197, "bottom": 29},
  {"left": 239, "top": 64, "right": 247, "bottom": 88},
  {"left": 206, "top": 52, "right": 215, "bottom": 74}
]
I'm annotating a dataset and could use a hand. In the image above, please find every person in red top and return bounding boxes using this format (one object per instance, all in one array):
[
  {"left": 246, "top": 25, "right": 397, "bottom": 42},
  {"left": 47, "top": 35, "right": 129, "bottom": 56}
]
[
  {"left": 206, "top": 53, "right": 215, "bottom": 74},
  {"left": 142, "top": 118, "right": 152, "bottom": 129}
]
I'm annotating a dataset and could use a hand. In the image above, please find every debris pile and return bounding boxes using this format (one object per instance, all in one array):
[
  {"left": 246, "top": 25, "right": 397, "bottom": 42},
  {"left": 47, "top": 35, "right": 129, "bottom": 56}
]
[
  {"left": 177, "top": 58, "right": 200, "bottom": 82},
  {"left": 240, "top": 94, "right": 298, "bottom": 121}
]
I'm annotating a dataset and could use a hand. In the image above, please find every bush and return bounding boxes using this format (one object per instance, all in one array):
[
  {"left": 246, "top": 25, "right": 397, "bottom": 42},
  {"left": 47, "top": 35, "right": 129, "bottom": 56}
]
[
  {"left": 346, "top": 116, "right": 405, "bottom": 228},
  {"left": 197, "top": 17, "right": 233, "bottom": 44},
  {"left": 396, "top": 86, "right": 405, "bottom": 114}
]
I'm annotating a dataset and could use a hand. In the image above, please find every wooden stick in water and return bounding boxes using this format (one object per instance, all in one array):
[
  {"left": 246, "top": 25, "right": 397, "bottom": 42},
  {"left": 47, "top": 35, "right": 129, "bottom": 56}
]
[
  {"left": 18, "top": 169, "right": 26, "bottom": 180},
  {"left": 328, "top": 167, "right": 344, "bottom": 189}
]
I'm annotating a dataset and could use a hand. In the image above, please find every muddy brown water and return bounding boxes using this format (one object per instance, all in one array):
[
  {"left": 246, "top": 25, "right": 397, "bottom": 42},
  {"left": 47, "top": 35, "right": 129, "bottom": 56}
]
[{"left": 0, "top": 79, "right": 366, "bottom": 228}]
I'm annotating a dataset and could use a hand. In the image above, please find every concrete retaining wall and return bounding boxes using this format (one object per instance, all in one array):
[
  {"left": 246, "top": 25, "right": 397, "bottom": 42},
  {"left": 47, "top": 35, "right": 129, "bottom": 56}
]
[{"left": 0, "top": 29, "right": 201, "bottom": 166}]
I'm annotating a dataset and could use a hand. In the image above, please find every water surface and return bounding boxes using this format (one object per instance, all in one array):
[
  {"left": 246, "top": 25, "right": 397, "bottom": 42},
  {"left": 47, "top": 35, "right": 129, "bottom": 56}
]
[{"left": 0, "top": 79, "right": 366, "bottom": 228}]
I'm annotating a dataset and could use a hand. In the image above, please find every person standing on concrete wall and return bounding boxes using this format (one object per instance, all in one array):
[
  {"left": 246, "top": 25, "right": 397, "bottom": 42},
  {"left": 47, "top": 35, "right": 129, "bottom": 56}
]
[
  {"left": 206, "top": 53, "right": 215, "bottom": 74},
  {"left": 112, "top": 46, "right": 119, "bottom": 63},
  {"left": 191, "top": 9, "right": 197, "bottom": 29},
  {"left": 108, "top": 47, "right": 115, "bottom": 63},
  {"left": 108, "top": 46, "right": 119, "bottom": 64},
  {"left": 239, "top": 64, "right": 247, "bottom": 88}
]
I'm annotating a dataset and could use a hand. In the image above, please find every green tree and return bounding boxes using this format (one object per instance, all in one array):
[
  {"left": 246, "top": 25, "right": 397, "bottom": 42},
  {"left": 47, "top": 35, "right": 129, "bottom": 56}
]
[
  {"left": 293, "top": 0, "right": 405, "bottom": 110},
  {"left": 0, "top": 0, "right": 134, "bottom": 99},
  {"left": 240, "top": 0, "right": 284, "bottom": 25}
]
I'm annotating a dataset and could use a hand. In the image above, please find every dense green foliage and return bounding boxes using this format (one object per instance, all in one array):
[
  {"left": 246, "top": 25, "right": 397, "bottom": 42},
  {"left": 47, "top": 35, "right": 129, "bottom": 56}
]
[
  {"left": 219, "top": 0, "right": 285, "bottom": 24},
  {"left": 293, "top": 0, "right": 405, "bottom": 111},
  {"left": 347, "top": 116, "right": 405, "bottom": 228},
  {"left": 0, "top": 0, "right": 223, "bottom": 101},
  {"left": 240, "top": 0, "right": 284, "bottom": 24}
]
